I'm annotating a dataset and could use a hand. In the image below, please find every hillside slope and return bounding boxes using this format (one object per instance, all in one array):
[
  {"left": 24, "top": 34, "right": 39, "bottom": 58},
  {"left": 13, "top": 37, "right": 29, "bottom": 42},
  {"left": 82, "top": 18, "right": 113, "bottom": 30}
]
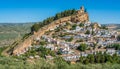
[
  {"left": 0, "top": 23, "right": 33, "bottom": 47},
  {"left": 7, "top": 6, "right": 89, "bottom": 56}
]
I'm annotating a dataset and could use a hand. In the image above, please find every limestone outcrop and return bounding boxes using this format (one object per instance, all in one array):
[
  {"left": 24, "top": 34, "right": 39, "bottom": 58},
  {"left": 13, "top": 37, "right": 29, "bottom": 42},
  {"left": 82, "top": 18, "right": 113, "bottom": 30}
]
[
  {"left": 12, "top": 6, "right": 89, "bottom": 55},
  {"left": 71, "top": 6, "right": 89, "bottom": 22}
]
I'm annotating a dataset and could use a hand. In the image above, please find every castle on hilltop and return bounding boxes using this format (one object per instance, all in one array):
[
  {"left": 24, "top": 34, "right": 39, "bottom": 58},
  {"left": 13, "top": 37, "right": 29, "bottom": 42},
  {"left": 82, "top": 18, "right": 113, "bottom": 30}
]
[
  {"left": 78, "top": 6, "right": 85, "bottom": 14},
  {"left": 71, "top": 6, "right": 89, "bottom": 23}
]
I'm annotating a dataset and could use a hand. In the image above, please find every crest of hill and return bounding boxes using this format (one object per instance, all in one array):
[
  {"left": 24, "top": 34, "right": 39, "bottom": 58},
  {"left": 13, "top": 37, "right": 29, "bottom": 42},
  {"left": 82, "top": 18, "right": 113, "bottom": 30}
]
[{"left": 31, "top": 6, "right": 89, "bottom": 33}]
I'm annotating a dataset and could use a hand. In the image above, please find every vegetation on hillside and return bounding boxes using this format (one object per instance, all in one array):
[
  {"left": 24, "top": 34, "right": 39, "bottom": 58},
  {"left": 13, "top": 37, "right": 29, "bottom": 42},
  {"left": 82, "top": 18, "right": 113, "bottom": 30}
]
[
  {"left": 117, "top": 35, "right": 120, "bottom": 41},
  {"left": 85, "top": 30, "right": 90, "bottom": 34},
  {"left": 107, "top": 44, "right": 120, "bottom": 50},
  {"left": 0, "top": 53, "right": 120, "bottom": 69},
  {"left": 31, "top": 9, "right": 77, "bottom": 32},
  {"left": 22, "top": 45, "right": 55, "bottom": 58},
  {"left": 0, "top": 56, "right": 120, "bottom": 69},
  {"left": 71, "top": 24, "right": 77, "bottom": 30},
  {"left": 77, "top": 43, "right": 87, "bottom": 51},
  {"left": 0, "top": 46, "right": 120, "bottom": 69},
  {"left": 79, "top": 52, "right": 120, "bottom": 64}
]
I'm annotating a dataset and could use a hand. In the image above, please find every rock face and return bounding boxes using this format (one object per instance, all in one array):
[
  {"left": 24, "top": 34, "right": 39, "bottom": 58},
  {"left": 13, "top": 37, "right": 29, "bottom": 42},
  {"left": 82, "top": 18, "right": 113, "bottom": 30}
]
[
  {"left": 71, "top": 6, "right": 89, "bottom": 22},
  {"left": 12, "top": 6, "right": 89, "bottom": 55}
]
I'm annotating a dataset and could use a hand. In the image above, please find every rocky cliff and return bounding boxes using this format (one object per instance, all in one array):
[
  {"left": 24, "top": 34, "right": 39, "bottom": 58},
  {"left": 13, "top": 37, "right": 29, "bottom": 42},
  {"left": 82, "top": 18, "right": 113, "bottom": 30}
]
[{"left": 12, "top": 6, "right": 89, "bottom": 55}]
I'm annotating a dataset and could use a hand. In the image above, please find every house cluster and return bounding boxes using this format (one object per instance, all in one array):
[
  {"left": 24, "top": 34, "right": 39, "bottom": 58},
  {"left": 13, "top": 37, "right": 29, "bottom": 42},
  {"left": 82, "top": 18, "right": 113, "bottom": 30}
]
[
  {"left": 38, "top": 33, "right": 119, "bottom": 61},
  {"left": 61, "top": 48, "right": 120, "bottom": 61},
  {"left": 36, "top": 21, "right": 120, "bottom": 61},
  {"left": 17, "top": 20, "right": 120, "bottom": 62}
]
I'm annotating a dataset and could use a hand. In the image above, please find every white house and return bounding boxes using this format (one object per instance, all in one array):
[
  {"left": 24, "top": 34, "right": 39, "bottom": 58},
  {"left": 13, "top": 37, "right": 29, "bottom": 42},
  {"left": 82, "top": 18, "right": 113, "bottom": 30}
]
[
  {"left": 106, "top": 48, "right": 116, "bottom": 55},
  {"left": 75, "top": 26, "right": 82, "bottom": 31}
]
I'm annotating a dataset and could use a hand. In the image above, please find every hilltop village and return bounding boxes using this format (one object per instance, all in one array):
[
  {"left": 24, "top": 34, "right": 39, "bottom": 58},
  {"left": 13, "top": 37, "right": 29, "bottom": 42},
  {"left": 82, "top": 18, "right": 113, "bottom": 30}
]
[{"left": 6, "top": 6, "right": 120, "bottom": 63}]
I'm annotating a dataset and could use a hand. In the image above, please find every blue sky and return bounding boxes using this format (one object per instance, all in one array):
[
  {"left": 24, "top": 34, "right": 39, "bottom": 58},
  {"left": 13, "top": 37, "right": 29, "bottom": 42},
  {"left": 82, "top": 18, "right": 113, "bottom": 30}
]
[{"left": 0, "top": 0, "right": 120, "bottom": 24}]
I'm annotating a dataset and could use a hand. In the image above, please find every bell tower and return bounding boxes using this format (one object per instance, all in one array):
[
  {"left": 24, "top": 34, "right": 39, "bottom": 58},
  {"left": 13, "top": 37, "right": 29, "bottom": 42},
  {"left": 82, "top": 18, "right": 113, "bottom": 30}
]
[
  {"left": 77, "top": 6, "right": 85, "bottom": 14},
  {"left": 80, "top": 6, "right": 85, "bottom": 13}
]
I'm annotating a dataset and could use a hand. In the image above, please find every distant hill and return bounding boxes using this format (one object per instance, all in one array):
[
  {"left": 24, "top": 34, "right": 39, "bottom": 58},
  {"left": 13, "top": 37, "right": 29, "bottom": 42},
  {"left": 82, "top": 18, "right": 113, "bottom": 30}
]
[
  {"left": 102, "top": 24, "right": 120, "bottom": 31},
  {"left": 0, "top": 23, "right": 34, "bottom": 47}
]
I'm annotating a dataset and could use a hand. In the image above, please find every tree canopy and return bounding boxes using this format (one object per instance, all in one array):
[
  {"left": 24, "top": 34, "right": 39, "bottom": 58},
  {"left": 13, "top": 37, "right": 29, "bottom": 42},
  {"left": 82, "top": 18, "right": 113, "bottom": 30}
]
[
  {"left": 85, "top": 30, "right": 90, "bottom": 34},
  {"left": 117, "top": 35, "right": 120, "bottom": 41},
  {"left": 31, "top": 9, "right": 77, "bottom": 32},
  {"left": 107, "top": 44, "right": 120, "bottom": 50},
  {"left": 77, "top": 43, "right": 87, "bottom": 51}
]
